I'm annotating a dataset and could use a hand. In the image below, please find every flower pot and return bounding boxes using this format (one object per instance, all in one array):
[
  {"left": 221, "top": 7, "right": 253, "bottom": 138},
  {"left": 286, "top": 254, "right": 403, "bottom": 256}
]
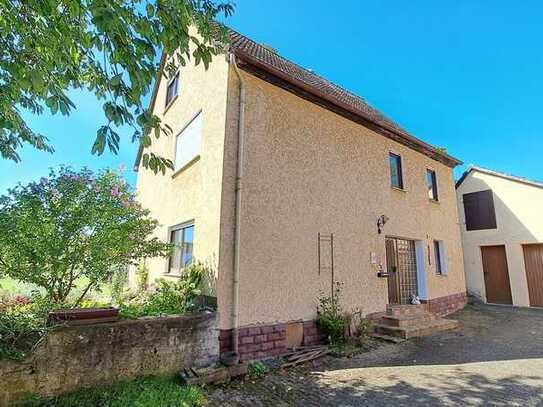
[{"left": 48, "top": 307, "right": 119, "bottom": 326}]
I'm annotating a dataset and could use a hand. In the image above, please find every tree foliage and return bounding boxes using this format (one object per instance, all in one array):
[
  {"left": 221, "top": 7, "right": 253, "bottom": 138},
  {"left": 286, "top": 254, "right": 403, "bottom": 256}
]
[
  {"left": 0, "top": 167, "right": 172, "bottom": 305},
  {"left": 0, "top": 0, "right": 233, "bottom": 173}
]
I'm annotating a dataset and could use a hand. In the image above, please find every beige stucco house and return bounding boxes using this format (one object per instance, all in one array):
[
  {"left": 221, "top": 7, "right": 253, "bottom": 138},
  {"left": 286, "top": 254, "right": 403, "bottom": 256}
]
[
  {"left": 456, "top": 166, "right": 543, "bottom": 307},
  {"left": 134, "top": 29, "right": 467, "bottom": 360}
]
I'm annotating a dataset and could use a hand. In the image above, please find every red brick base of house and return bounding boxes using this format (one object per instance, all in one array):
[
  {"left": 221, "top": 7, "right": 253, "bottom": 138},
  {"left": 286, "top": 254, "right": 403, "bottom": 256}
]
[
  {"left": 219, "top": 293, "right": 466, "bottom": 361},
  {"left": 421, "top": 292, "right": 468, "bottom": 316},
  {"left": 219, "top": 320, "right": 325, "bottom": 361}
]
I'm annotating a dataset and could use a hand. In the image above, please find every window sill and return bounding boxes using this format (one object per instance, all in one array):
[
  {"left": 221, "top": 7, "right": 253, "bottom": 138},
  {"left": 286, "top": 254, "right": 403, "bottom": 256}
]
[
  {"left": 171, "top": 155, "right": 201, "bottom": 179},
  {"left": 164, "top": 94, "right": 179, "bottom": 114},
  {"left": 162, "top": 273, "right": 182, "bottom": 278},
  {"left": 391, "top": 186, "right": 407, "bottom": 193}
]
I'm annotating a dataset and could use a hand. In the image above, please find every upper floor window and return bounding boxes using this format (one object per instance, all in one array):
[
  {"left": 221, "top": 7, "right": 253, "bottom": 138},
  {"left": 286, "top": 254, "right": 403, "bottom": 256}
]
[
  {"left": 175, "top": 111, "right": 202, "bottom": 171},
  {"left": 427, "top": 169, "right": 438, "bottom": 201},
  {"left": 462, "top": 189, "right": 497, "bottom": 231},
  {"left": 165, "top": 72, "right": 179, "bottom": 107},
  {"left": 389, "top": 153, "right": 404, "bottom": 189},
  {"left": 168, "top": 223, "right": 194, "bottom": 273}
]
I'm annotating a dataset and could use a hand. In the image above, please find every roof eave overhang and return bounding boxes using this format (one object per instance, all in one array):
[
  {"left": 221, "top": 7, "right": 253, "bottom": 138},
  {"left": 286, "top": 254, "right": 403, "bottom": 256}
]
[{"left": 232, "top": 50, "right": 462, "bottom": 168}]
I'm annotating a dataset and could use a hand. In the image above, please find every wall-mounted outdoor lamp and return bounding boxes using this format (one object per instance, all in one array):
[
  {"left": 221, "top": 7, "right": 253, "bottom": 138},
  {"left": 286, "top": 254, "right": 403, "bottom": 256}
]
[{"left": 377, "top": 214, "right": 389, "bottom": 234}]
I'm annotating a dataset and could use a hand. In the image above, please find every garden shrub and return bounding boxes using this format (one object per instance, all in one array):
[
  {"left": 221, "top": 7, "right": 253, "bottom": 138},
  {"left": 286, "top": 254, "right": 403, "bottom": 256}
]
[
  {"left": 248, "top": 361, "right": 269, "bottom": 379},
  {"left": 111, "top": 266, "right": 129, "bottom": 305},
  {"left": 119, "top": 262, "right": 206, "bottom": 318},
  {"left": 0, "top": 167, "right": 171, "bottom": 307},
  {"left": 135, "top": 261, "right": 150, "bottom": 294},
  {"left": 0, "top": 297, "right": 49, "bottom": 361},
  {"left": 316, "top": 282, "right": 349, "bottom": 345}
]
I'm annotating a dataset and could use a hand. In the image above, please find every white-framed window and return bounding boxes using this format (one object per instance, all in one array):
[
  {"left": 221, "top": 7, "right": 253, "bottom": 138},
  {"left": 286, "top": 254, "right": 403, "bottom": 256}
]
[
  {"left": 175, "top": 111, "right": 202, "bottom": 171},
  {"left": 433, "top": 240, "right": 448, "bottom": 275},
  {"left": 168, "top": 222, "right": 194, "bottom": 274},
  {"left": 165, "top": 72, "right": 179, "bottom": 107}
]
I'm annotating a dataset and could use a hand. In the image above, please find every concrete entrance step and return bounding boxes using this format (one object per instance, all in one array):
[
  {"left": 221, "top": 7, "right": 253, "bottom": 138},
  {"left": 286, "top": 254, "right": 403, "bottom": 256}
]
[
  {"left": 386, "top": 304, "right": 427, "bottom": 318},
  {"left": 381, "top": 313, "right": 436, "bottom": 328},
  {"left": 373, "top": 318, "right": 460, "bottom": 339}
]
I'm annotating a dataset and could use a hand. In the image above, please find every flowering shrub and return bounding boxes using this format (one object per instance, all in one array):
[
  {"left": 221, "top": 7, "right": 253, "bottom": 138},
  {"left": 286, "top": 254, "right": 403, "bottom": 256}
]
[
  {"left": 0, "top": 295, "right": 32, "bottom": 312},
  {"left": 0, "top": 167, "right": 171, "bottom": 306}
]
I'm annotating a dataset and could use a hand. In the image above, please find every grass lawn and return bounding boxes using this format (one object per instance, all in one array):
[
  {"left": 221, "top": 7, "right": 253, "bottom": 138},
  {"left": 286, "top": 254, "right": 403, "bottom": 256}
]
[{"left": 21, "top": 377, "right": 205, "bottom": 407}]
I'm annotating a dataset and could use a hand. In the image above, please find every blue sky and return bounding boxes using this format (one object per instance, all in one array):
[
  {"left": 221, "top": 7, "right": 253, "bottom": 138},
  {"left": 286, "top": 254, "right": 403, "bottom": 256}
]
[{"left": 2, "top": 0, "right": 542, "bottom": 193}]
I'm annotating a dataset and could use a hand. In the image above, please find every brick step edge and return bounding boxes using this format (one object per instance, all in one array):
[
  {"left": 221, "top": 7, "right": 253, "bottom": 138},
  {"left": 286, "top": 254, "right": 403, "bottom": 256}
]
[
  {"left": 374, "top": 319, "right": 460, "bottom": 339},
  {"left": 386, "top": 305, "right": 428, "bottom": 318},
  {"left": 381, "top": 314, "right": 436, "bottom": 327}
]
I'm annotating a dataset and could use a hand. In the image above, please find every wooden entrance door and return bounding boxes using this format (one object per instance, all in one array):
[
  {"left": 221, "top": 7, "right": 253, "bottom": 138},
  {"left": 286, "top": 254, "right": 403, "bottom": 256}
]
[
  {"left": 523, "top": 244, "right": 543, "bottom": 307},
  {"left": 481, "top": 245, "right": 512, "bottom": 304},
  {"left": 386, "top": 237, "right": 418, "bottom": 304}
]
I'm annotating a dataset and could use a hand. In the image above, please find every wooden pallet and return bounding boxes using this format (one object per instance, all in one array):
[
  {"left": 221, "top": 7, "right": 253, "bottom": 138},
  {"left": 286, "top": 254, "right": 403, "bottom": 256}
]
[{"left": 281, "top": 345, "right": 330, "bottom": 368}]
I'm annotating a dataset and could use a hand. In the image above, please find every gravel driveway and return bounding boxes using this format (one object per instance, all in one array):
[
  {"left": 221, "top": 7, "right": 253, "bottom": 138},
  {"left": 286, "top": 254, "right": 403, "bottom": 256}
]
[{"left": 208, "top": 304, "right": 543, "bottom": 406}]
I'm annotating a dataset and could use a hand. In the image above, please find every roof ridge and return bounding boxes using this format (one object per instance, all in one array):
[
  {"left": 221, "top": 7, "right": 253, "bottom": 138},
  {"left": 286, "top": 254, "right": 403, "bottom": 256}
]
[
  {"left": 470, "top": 166, "right": 543, "bottom": 187},
  {"left": 227, "top": 27, "right": 406, "bottom": 133}
]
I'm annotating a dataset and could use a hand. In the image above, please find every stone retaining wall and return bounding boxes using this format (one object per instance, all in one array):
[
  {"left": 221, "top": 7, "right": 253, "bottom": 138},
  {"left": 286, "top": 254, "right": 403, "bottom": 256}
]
[{"left": 0, "top": 312, "right": 218, "bottom": 406}]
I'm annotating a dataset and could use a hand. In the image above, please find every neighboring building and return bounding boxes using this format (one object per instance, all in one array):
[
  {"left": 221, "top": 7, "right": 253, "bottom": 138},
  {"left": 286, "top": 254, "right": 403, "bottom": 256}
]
[
  {"left": 456, "top": 166, "right": 543, "bottom": 307},
  {"left": 134, "top": 28, "right": 467, "bottom": 360}
]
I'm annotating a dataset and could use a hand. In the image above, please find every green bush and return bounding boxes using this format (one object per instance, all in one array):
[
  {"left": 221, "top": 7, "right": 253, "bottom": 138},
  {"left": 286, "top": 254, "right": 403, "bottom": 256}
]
[
  {"left": 248, "top": 361, "right": 269, "bottom": 379},
  {"left": 0, "top": 167, "right": 171, "bottom": 307},
  {"left": 111, "top": 267, "right": 129, "bottom": 305},
  {"left": 0, "top": 298, "right": 49, "bottom": 361},
  {"left": 135, "top": 262, "right": 150, "bottom": 294},
  {"left": 119, "top": 262, "right": 205, "bottom": 319},
  {"left": 316, "top": 282, "right": 349, "bottom": 345},
  {"left": 351, "top": 310, "right": 372, "bottom": 345}
]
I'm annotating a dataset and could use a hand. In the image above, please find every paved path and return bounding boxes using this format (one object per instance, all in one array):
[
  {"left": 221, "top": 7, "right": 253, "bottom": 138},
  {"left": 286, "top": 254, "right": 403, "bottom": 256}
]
[{"left": 208, "top": 305, "right": 543, "bottom": 406}]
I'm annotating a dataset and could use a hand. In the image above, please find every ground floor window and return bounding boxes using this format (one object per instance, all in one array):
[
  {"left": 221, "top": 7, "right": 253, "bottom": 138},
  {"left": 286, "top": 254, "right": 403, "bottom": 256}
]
[
  {"left": 168, "top": 223, "right": 194, "bottom": 273},
  {"left": 434, "top": 240, "right": 447, "bottom": 275}
]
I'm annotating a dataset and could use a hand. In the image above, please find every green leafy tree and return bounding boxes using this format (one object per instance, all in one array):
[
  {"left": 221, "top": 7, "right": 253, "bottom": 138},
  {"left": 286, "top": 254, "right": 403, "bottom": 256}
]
[
  {"left": 0, "top": 0, "right": 234, "bottom": 173},
  {"left": 0, "top": 167, "right": 172, "bottom": 305}
]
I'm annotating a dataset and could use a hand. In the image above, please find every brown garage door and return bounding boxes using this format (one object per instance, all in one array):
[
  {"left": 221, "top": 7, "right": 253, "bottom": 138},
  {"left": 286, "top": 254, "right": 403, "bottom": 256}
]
[
  {"left": 523, "top": 244, "right": 543, "bottom": 307},
  {"left": 481, "top": 245, "right": 512, "bottom": 305}
]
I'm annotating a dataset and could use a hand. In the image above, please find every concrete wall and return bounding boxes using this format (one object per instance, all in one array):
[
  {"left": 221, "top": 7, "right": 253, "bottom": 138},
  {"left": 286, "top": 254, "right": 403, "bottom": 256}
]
[
  {"left": 0, "top": 313, "right": 218, "bottom": 405},
  {"left": 134, "top": 51, "right": 230, "bottom": 295},
  {"left": 226, "top": 70, "right": 466, "bottom": 329},
  {"left": 456, "top": 171, "right": 543, "bottom": 306}
]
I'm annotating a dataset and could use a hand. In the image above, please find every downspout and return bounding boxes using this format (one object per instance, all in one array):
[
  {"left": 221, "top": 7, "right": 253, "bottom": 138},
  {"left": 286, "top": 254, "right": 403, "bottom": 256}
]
[{"left": 229, "top": 53, "right": 245, "bottom": 355}]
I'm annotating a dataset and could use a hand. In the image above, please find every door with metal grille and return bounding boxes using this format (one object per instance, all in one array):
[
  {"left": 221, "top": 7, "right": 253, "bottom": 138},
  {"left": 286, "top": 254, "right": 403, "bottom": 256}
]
[{"left": 385, "top": 237, "right": 418, "bottom": 304}]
